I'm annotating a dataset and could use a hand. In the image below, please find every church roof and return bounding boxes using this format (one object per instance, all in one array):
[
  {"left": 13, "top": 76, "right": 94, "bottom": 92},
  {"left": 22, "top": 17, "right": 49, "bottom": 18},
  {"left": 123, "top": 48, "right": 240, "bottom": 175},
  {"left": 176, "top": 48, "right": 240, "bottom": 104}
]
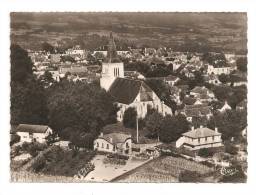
[{"left": 108, "top": 78, "right": 153, "bottom": 104}]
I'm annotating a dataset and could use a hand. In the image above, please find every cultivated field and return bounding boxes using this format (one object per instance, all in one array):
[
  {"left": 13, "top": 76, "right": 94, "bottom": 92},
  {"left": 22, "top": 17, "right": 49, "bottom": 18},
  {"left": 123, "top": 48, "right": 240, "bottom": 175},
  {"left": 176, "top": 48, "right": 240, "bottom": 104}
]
[{"left": 114, "top": 156, "right": 214, "bottom": 182}]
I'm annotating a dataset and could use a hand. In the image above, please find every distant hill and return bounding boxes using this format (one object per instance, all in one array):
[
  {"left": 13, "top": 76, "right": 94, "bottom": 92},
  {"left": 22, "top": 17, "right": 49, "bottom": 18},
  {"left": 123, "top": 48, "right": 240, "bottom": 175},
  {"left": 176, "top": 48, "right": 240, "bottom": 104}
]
[{"left": 10, "top": 12, "right": 247, "bottom": 53}]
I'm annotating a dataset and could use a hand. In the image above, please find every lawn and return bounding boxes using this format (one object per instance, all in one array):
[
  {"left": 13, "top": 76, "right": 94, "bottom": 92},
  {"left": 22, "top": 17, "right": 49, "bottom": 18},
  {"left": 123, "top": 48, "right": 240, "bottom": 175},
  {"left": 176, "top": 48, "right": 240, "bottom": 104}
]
[{"left": 115, "top": 156, "right": 214, "bottom": 182}]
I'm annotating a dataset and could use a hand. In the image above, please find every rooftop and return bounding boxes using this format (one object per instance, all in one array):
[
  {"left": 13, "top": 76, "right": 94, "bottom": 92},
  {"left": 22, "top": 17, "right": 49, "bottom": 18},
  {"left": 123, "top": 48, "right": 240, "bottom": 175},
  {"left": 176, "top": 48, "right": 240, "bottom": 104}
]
[
  {"left": 99, "top": 132, "right": 131, "bottom": 144},
  {"left": 16, "top": 124, "right": 50, "bottom": 134},
  {"left": 108, "top": 78, "right": 153, "bottom": 104},
  {"left": 182, "top": 127, "right": 221, "bottom": 138}
]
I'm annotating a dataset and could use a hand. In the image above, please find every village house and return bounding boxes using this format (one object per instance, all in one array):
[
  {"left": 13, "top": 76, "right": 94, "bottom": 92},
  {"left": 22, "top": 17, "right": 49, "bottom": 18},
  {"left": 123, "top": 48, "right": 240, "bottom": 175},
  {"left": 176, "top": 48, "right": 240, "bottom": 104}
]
[
  {"left": 177, "top": 104, "right": 212, "bottom": 122},
  {"left": 100, "top": 33, "right": 172, "bottom": 121},
  {"left": 190, "top": 86, "right": 215, "bottom": 103},
  {"left": 124, "top": 71, "right": 145, "bottom": 80},
  {"left": 94, "top": 132, "right": 132, "bottom": 155},
  {"left": 15, "top": 124, "right": 53, "bottom": 143},
  {"left": 204, "top": 74, "right": 221, "bottom": 85},
  {"left": 207, "top": 64, "right": 232, "bottom": 75},
  {"left": 236, "top": 99, "right": 247, "bottom": 111},
  {"left": 218, "top": 101, "right": 232, "bottom": 113},
  {"left": 176, "top": 126, "right": 223, "bottom": 150}
]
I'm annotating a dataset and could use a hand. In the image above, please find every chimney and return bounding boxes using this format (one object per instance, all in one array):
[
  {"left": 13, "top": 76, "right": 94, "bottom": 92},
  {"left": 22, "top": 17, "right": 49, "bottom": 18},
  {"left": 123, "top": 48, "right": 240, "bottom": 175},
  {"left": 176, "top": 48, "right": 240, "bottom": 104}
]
[
  {"left": 215, "top": 127, "right": 218, "bottom": 133},
  {"left": 100, "top": 132, "right": 103, "bottom": 137},
  {"left": 110, "top": 138, "right": 113, "bottom": 143},
  {"left": 191, "top": 126, "right": 194, "bottom": 131},
  {"left": 200, "top": 125, "right": 203, "bottom": 128}
]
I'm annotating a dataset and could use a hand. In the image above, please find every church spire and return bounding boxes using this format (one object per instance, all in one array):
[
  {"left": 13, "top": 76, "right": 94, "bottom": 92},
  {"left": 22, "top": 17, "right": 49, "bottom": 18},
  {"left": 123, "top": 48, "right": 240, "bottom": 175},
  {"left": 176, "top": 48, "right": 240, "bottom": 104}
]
[{"left": 107, "top": 32, "right": 118, "bottom": 63}]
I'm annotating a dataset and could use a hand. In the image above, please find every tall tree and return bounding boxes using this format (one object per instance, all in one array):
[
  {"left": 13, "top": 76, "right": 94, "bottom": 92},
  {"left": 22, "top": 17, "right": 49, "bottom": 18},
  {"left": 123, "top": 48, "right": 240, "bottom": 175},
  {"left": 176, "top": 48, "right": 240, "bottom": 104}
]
[
  {"left": 11, "top": 44, "right": 33, "bottom": 83},
  {"left": 47, "top": 81, "right": 117, "bottom": 139},
  {"left": 11, "top": 44, "right": 48, "bottom": 125},
  {"left": 159, "top": 114, "right": 189, "bottom": 143},
  {"left": 144, "top": 111, "right": 164, "bottom": 140},
  {"left": 123, "top": 107, "right": 137, "bottom": 129}
]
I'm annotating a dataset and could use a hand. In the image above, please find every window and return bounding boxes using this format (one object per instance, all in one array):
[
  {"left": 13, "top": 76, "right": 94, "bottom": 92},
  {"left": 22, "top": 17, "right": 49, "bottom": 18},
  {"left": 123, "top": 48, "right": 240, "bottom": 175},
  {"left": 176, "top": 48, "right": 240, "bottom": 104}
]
[
  {"left": 106, "top": 144, "right": 109, "bottom": 149},
  {"left": 126, "top": 142, "right": 129, "bottom": 148},
  {"left": 212, "top": 136, "right": 215, "bottom": 141},
  {"left": 97, "top": 142, "right": 99, "bottom": 148},
  {"left": 198, "top": 138, "right": 200, "bottom": 143},
  {"left": 113, "top": 146, "right": 115, "bottom": 151},
  {"left": 102, "top": 143, "right": 104, "bottom": 148}
]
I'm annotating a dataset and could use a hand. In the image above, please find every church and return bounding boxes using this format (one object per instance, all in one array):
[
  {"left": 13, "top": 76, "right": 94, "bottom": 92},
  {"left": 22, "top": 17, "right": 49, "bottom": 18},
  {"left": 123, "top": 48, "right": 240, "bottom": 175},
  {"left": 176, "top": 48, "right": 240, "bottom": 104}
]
[{"left": 100, "top": 33, "right": 172, "bottom": 121}]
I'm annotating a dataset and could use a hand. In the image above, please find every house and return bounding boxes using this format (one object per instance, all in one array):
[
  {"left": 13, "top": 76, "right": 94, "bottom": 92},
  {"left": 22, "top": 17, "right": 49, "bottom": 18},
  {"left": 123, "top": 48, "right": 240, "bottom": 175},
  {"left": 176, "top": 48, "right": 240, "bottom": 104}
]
[
  {"left": 124, "top": 71, "right": 145, "bottom": 80},
  {"left": 164, "top": 75, "right": 180, "bottom": 86},
  {"left": 204, "top": 74, "right": 221, "bottom": 85},
  {"left": 176, "top": 126, "right": 223, "bottom": 150},
  {"left": 15, "top": 124, "right": 53, "bottom": 143},
  {"left": 190, "top": 86, "right": 215, "bottom": 103},
  {"left": 236, "top": 99, "right": 247, "bottom": 110},
  {"left": 94, "top": 132, "right": 132, "bottom": 155},
  {"left": 59, "top": 65, "right": 87, "bottom": 75},
  {"left": 178, "top": 104, "right": 212, "bottom": 122},
  {"left": 100, "top": 33, "right": 172, "bottom": 121},
  {"left": 207, "top": 65, "right": 231, "bottom": 75},
  {"left": 218, "top": 101, "right": 232, "bottom": 113}
]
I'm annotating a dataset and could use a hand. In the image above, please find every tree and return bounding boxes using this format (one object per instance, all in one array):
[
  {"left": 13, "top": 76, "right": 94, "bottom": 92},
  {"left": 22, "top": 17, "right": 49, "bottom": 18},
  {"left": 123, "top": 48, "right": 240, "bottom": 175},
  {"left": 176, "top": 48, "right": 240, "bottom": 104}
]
[
  {"left": 144, "top": 111, "right": 164, "bottom": 140},
  {"left": 159, "top": 114, "right": 189, "bottom": 143},
  {"left": 11, "top": 44, "right": 33, "bottom": 83},
  {"left": 207, "top": 109, "right": 247, "bottom": 140},
  {"left": 39, "top": 70, "right": 54, "bottom": 87},
  {"left": 11, "top": 44, "right": 48, "bottom": 125},
  {"left": 11, "top": 77, "right": 49, "bottom": 125},
  {"left": 123, "top": 107, "right": 137, "bottom": 129},
  {"left": 47, "top": 81, "right": 118, "bottom": 145},
  {"left": 41, "top": 42, "right": 55, "bottom": 53},
  {"left": 236, "top": 57, "right": 247, "bottom": 72},
  {"left": 218, "top": 73, "right": 230, "bottom": 84}
]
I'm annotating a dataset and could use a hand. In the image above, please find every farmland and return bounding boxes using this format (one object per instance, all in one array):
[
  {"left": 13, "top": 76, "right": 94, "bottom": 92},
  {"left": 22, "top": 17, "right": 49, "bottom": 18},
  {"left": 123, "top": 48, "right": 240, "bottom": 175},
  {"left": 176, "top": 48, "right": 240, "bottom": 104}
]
[{"left": 114, "top": 156, "right": 214, "bottom": 182}]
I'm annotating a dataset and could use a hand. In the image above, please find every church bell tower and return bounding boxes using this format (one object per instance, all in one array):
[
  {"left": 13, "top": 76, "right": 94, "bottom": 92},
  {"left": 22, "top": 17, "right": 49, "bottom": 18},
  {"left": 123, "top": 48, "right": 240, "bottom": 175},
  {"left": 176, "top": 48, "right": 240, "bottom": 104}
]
[{"left": 100, "top": 32, "right": 124, "bottom": 91}]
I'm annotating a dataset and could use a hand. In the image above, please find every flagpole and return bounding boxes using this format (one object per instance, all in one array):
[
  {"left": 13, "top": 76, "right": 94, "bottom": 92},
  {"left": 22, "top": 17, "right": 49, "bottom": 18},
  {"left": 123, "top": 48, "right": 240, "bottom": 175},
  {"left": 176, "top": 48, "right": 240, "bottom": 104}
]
[{"left": 136, "top": 115, "right": 139, "bottom": 143}]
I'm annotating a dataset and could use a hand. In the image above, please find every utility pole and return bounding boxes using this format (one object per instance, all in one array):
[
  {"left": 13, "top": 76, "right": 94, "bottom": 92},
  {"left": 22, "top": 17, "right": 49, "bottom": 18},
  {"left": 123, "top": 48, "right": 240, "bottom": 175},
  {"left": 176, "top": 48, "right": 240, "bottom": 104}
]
[{"left": 136, "top": 115, "right": 139, "bottom": 143}]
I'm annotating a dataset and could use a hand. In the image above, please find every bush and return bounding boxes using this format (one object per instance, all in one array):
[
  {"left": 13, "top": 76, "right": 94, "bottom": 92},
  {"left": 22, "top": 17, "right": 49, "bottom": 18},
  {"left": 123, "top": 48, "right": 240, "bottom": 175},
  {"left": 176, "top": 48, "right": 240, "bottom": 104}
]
[
  {"left": 225, "top": 144, "right": 238, "bottom": 155},
  {"left": 11, "top": 145, "right": 22, "bottom": 158},
  {"left": 21, "top": 142, "right": 47, "bottom": 157},
  {"left": 107, "top": 153, "right": 129, "bottom": 160},
  {"left": 198, "top": 148, "right": 214, "bottom": 158}
]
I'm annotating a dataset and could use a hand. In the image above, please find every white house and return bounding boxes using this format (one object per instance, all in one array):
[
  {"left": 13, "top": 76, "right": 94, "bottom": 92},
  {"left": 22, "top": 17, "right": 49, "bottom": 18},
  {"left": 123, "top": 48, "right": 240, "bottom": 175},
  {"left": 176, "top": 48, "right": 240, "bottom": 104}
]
[
  {"left": 207, "top": 65, "right": 232, "bottom": 75},
  {"left": 218, "top": 101, "right": 232, "bottom": 113},
  {"left": 176, "top": 126, "right": 223, "bottom": 150},
  {"left": 15, "top": 124, "right": 53, "bottom": 143},
  {"left": 94, "top": 132, "right": 132, "bottom": 155}
]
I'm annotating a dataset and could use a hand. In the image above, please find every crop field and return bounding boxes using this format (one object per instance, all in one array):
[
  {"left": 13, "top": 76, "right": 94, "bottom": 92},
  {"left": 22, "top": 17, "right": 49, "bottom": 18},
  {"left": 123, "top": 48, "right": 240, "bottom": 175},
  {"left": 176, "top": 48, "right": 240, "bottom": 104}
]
[{"left": 115, "top": 156, "right": 214, "bottom": 182}]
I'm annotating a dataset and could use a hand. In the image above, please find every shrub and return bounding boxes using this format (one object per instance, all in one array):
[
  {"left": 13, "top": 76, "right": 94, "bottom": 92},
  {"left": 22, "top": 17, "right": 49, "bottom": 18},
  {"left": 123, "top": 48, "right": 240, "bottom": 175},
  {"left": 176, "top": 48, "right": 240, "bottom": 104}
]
[
  {"left": 225, "top": 144, "right": 238, "bottom": 155},
  {"left": 11, "top": 145, "right": 22, "bottom": 158},
  {"left": 198, "top": 148, "right": 214, "bottom": 158},
  {"left": 107, "top": 153, "right": 129, "bottom": 160}
]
